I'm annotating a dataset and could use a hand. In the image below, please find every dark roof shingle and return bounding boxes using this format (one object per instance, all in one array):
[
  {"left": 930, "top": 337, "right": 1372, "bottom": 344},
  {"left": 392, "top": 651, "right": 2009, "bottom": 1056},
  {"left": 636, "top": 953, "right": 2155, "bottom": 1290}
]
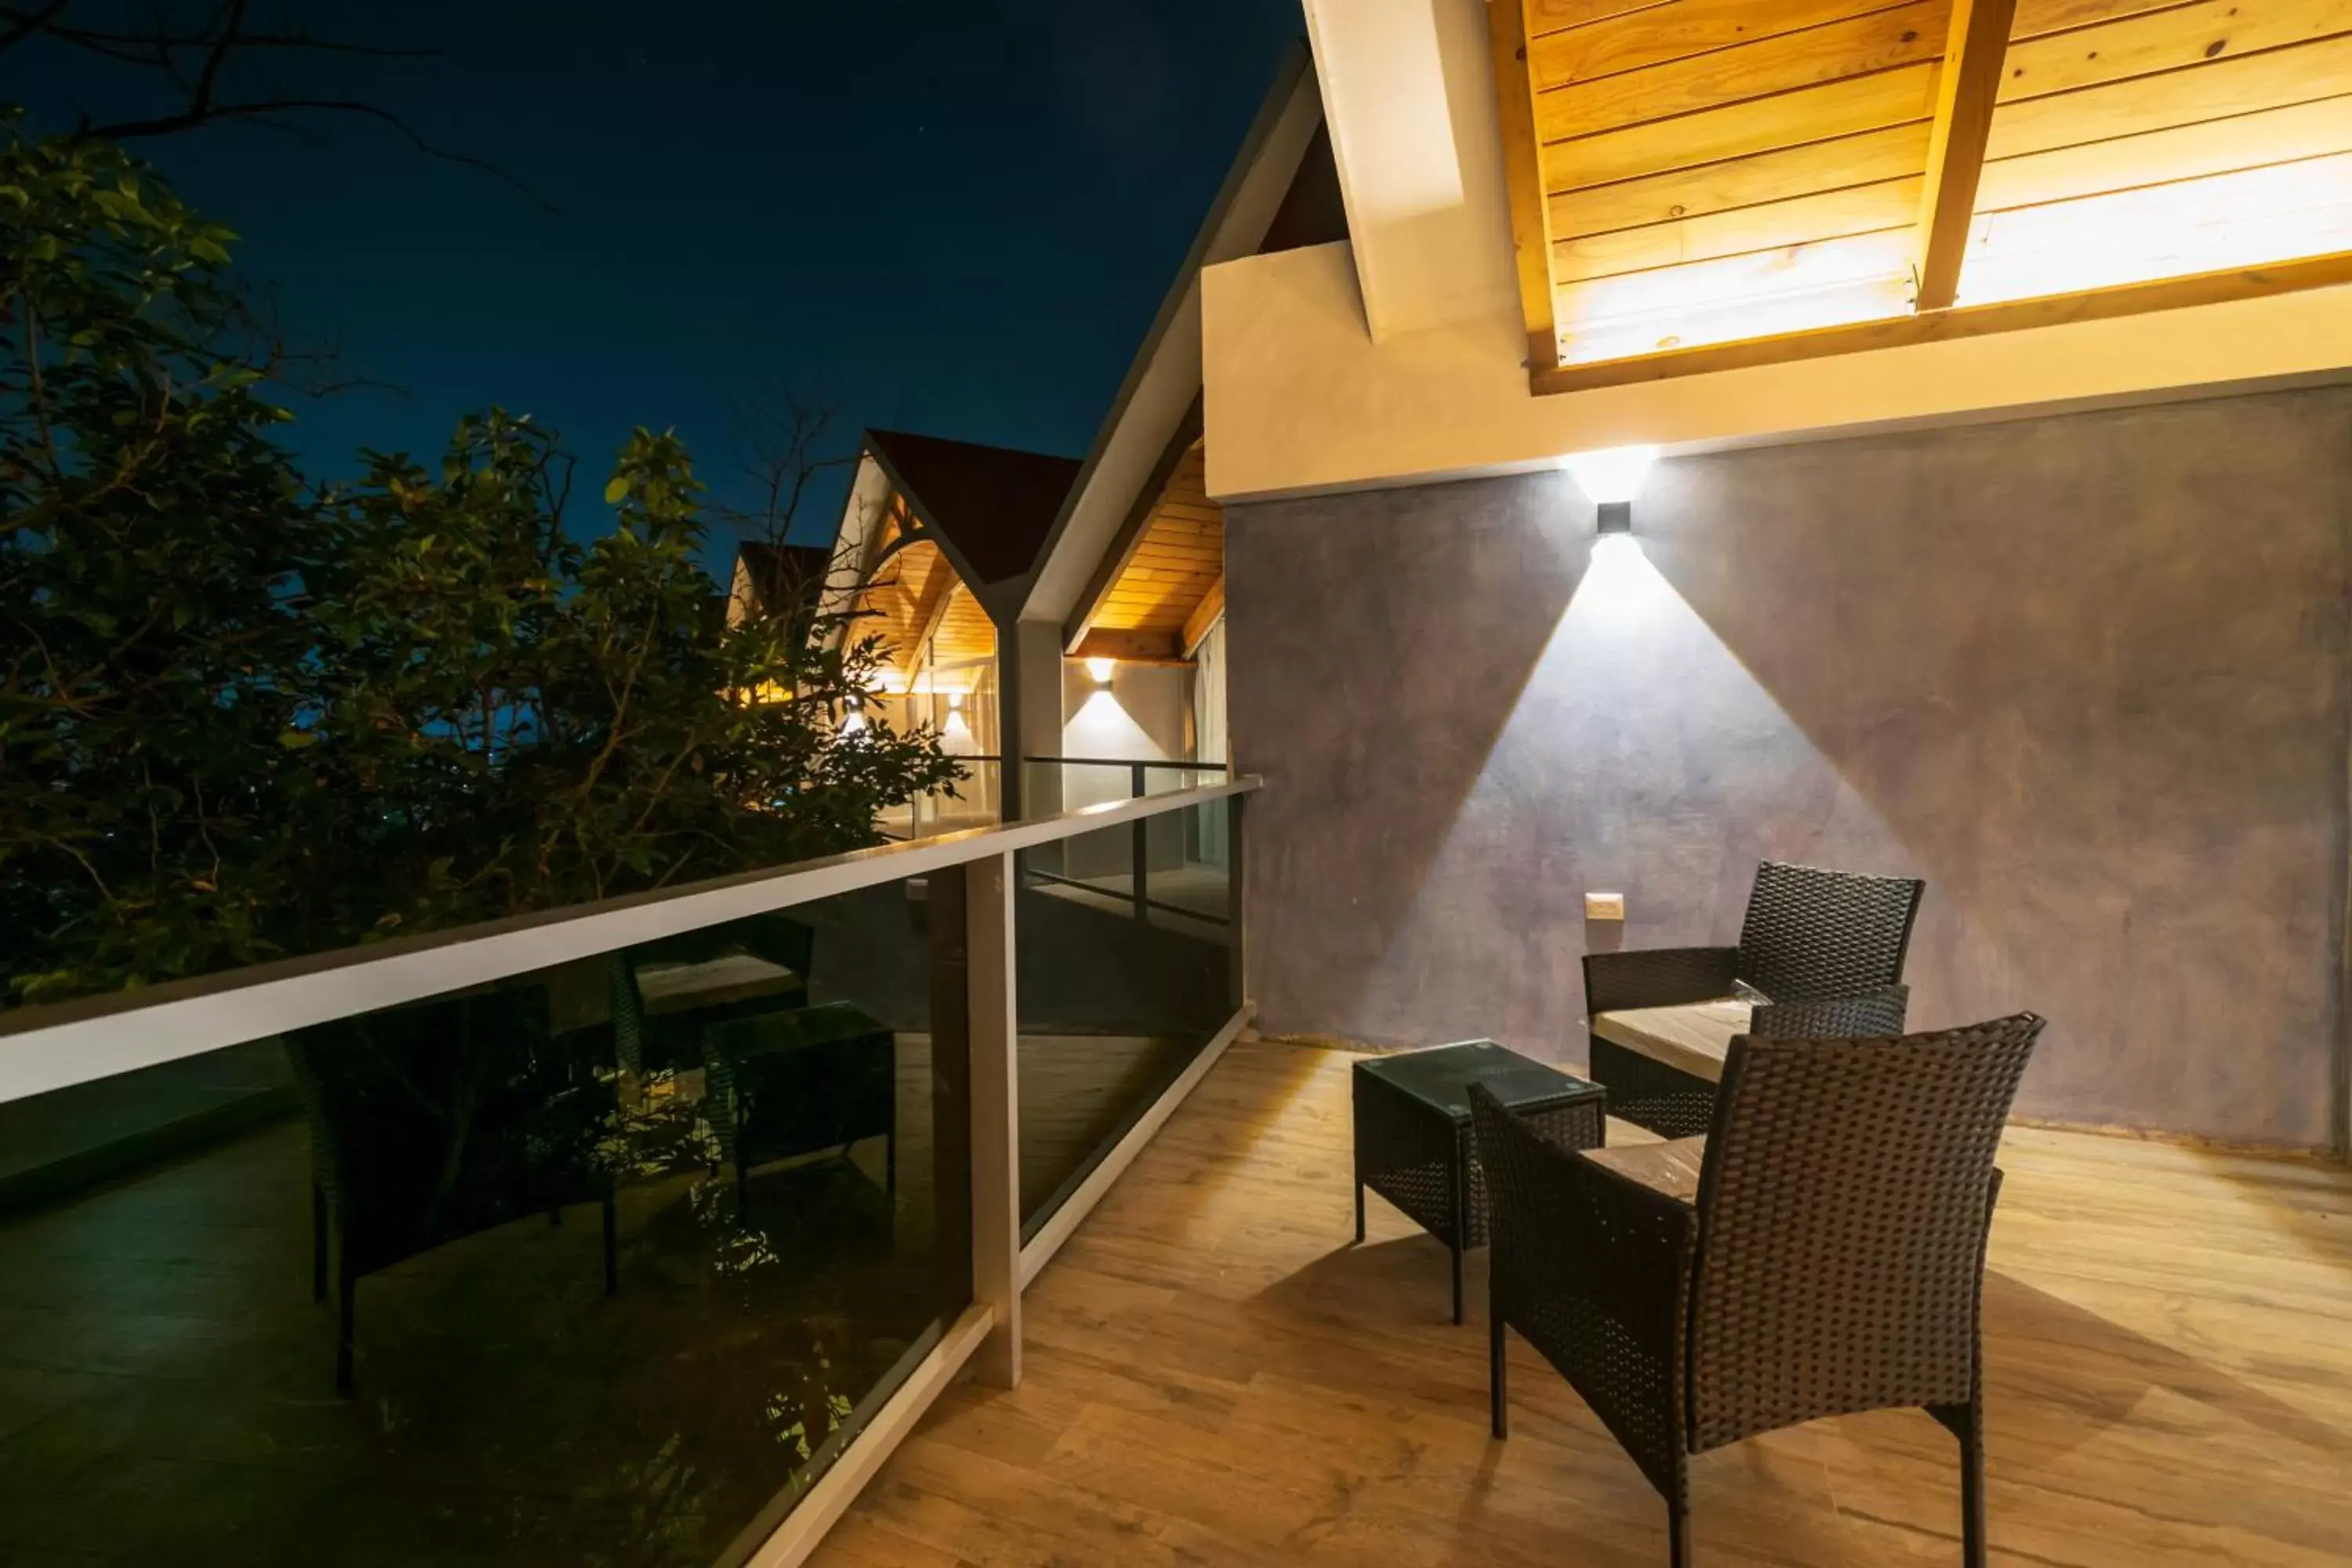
[{"left": 865, "top": 429, "right": 1082, "bottom": 587}]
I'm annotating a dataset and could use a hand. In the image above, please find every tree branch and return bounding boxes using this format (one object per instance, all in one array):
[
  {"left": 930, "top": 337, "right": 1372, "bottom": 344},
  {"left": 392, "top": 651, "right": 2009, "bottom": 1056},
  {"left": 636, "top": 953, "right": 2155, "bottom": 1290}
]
[
  {"left": 2, "top": 2, "right": 555, "bottom": 211},
  {"left": 187, "top": 0, "right": 252, "bottom": 121},
  {"left": 84, "top": 97, "right": 557, "bottom": 212},
  {"left": 0, "top": 1, "right": 72, "bottom": 55}
]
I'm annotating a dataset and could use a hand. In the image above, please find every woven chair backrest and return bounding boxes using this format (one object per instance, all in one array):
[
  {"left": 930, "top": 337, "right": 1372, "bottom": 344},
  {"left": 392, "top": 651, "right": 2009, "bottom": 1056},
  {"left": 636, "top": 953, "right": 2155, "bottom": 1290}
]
[
  {"left": 1686, "top": 1013, "right": 2043, "bottom": 1451},
  {"left": 1737, "top": 860, "right": 1923, "bottom": 1001}
]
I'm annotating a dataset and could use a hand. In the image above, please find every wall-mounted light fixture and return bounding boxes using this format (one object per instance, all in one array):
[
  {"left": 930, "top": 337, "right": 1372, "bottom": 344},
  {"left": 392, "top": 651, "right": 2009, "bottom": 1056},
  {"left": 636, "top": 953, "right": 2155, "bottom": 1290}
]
[
  {"left": 948, "top": 691, "right": 964, "bottom": 712},
  {"left": 1084, "top": 656, "right": 1116, "bottom": 687},
  {"left": 1563, "top": 445, "right": 1659, "bottom": 536}
]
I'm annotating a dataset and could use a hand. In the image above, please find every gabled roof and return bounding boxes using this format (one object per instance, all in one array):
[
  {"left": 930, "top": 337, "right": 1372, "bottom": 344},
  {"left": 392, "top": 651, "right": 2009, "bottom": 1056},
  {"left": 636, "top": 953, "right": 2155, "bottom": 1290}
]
[{"left": 862, "top": 429, "right": 1082, "bottom": 590}]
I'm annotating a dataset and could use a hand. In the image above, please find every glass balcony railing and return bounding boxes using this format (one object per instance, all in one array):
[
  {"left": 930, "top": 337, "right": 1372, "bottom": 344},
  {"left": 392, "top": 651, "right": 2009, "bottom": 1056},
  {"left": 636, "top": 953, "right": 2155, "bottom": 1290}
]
[
  {"left": 0, "top": 775, "right": 1255, "bottom": 1568},
  {"left": 1014, "top": 795, "right": 1236, "bottom": 1243},
  {"left": 878, "top": 755, "right": 1229, "bottom": 848}
]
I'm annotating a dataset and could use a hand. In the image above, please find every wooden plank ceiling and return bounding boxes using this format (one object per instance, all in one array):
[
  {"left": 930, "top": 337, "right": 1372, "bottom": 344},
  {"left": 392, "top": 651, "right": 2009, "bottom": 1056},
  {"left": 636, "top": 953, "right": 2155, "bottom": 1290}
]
[
  {"left": 853, "top": 497, "right": 996, "bottom": 687},
  {"left": 1069, "top": 442, "right": 1225, "bottom": 666},
  {"left": 1497, "top": 0, "right": 2352, "bottom": 387}
]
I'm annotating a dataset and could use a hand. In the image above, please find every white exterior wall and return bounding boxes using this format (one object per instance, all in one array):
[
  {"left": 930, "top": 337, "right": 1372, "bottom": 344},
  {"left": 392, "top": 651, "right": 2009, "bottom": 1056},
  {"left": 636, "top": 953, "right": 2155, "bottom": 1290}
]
[{"left": 1203, "top": 240, "right": 2352, "bottom": 503}]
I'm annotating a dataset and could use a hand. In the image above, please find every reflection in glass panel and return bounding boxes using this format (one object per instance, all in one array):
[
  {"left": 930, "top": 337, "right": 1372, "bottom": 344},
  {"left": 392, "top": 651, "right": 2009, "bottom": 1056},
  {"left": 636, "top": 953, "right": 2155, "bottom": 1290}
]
[
  {"left": 881, "top": 754, "right": 1001, "bottom": 843},
  {"left": 1014, "top": 800, "right": 1235, "bottom": 1238},
  {"left": 0, "top": 882, "right": 970, "bottom": 1567}
]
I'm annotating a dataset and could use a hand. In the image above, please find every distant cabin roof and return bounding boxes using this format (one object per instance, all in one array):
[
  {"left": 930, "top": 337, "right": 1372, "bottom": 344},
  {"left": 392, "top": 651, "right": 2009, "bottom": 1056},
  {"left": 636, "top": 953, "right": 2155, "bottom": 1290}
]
[
  {"left": 863, "top": 429, "right": 1083, "bottom": 588},
  {"left": 733, "top": 541, "right": 833, "bottom": 617}
]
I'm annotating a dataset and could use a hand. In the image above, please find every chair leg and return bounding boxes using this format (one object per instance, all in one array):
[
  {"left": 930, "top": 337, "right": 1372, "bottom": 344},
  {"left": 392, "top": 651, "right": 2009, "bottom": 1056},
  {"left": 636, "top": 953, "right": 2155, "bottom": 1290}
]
[
  {"left": 335, "top": 1271, "right": 356, "bottom": 1399},
  {"left": 310, "top": 1181, "right": 328, "bottom": 1303},
  {"left": 1489, "top": 1301, "right": 1508, "bottom": 1439},
  {"left": 886, "top": 1132, "right": 897, "bottom": 1200},
  {"left": 1449, "top": 1158, "right": 1468, "bottom": 1325},
  {"left": 1667, "top": 1497, "right": 1691, "bottom": 1568},
  {"left": 1934, "top": 1401, "right": 1987, "bottom": 1568},
  {"left": 601, "top": 1190, "right": 620, "bottom": 1297},
  {"left": 1353, "top": 1178, "right": 1365, "bottom": 1244}
]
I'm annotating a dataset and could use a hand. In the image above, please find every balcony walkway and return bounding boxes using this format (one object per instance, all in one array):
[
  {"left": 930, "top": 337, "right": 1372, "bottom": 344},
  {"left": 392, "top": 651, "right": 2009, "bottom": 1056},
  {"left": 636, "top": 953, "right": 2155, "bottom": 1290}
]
[{"left": 814, "top": 1038, "right": 2352, "bottom": 1568}]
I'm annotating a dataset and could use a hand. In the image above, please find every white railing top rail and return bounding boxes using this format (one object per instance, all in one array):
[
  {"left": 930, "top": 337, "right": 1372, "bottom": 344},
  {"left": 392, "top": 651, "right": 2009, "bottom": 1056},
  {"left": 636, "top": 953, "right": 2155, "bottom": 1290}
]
[{"left": 0, "top": 775, "right": 1260, "bottom": 1107}]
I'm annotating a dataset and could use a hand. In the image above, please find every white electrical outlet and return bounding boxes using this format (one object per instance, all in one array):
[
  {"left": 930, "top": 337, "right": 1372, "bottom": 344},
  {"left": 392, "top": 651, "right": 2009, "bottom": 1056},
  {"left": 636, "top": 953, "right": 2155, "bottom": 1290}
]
[{"left": 1586, "top": 891, "right": 1626, "bottom": 922}]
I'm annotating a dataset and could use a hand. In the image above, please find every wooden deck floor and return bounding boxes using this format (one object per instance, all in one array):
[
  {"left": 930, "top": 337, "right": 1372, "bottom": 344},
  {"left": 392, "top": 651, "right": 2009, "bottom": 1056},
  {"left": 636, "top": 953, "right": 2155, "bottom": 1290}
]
[{"left": 811, "top": 1038, "right": 2352, "bottom": 1568}]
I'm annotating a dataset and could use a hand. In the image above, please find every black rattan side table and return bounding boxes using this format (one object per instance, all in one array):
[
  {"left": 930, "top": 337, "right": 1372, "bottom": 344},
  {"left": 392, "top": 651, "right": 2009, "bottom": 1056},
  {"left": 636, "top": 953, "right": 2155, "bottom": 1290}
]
[{"left": 1352, "top": 1040, "right": 1606, "bottom": 1323}]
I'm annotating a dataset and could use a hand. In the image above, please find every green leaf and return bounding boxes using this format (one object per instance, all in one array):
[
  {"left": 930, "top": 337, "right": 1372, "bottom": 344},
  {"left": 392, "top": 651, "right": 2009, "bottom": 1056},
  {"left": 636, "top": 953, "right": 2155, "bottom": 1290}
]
[
  {"left": 603, "top": 476, "right": 630, "bottom": 505},
  {"left": 277, "top": 730, "right": 321, "bottom": 750}
]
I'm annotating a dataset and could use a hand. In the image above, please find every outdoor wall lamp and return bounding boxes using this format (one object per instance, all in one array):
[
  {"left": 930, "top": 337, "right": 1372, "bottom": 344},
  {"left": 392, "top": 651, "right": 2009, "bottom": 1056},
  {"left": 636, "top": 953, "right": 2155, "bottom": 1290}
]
[
  {"left": 1085, "top": 656, "right": 1116, "bottom": 686},
  {"left": 1563, "top": 444, "right": 1658, "bottom": 535}
]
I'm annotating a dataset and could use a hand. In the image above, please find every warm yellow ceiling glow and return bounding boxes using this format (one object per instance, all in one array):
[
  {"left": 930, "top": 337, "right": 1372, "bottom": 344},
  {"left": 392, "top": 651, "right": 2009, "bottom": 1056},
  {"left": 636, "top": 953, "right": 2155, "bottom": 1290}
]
[
  {"left": 1564, "top": 274, "right": 1914, "bottom": 365},
  {"left": 1956, "top": 155, "right": 2352, "bottom": 307}
]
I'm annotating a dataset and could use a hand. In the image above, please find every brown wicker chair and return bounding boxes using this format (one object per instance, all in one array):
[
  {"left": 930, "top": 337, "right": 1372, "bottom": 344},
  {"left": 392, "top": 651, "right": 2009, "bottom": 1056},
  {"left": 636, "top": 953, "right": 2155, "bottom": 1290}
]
[
  {"left": 1750, "top": 983, "right": 1910, "bottom": 1040},
  {"left": 1585, "top": 861, "right": 1925, "bottom": 1137},
  {"left": 1472, "top": 1012, "right": 2044, "bottom": 1567}
]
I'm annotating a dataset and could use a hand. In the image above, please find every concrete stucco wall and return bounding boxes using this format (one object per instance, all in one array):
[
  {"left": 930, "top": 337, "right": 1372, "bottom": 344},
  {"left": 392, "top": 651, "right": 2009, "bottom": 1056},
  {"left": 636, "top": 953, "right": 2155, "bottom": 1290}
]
[{"left": 1226, "top": 387, "right": 2352, "bottom": 1148}]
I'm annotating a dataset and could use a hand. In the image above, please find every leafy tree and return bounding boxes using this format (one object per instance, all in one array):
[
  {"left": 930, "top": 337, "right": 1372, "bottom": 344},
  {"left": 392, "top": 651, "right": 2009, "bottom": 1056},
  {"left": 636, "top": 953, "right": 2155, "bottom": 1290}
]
[
  {"left": 1, "top": 122, "right": 954, "bottom": 1007},
  {"left": 312, "top": 411, "right": 956, "bottom": 937},
  {"left": 0, "top": 117, "right": 327, "bottom": 996}
]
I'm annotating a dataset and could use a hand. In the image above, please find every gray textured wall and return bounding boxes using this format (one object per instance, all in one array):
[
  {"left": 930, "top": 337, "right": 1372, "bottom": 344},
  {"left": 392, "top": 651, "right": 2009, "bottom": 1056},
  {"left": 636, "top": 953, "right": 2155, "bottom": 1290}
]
[{"left": 1227, "top": 387, "right": 2352, "bottom": 1148}]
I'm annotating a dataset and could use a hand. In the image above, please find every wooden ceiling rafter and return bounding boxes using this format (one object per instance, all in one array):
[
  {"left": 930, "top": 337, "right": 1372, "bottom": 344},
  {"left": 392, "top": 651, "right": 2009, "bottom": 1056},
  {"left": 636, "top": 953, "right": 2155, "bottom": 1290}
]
[
  {"left": 1491, "top": 0, "right": 1563, "bottom": 371},
  {"left": 927, "top": 583, "right": 998, "bottom": 672},
  {"left": 900, "top": 547, "right": 963, "bottom": 675},
  {"left": 1497, "top": 0, "right": 2352, "bottom": 393},
  {"left": 1915, "top": 0, "right": 2018, "bottom": 309},
  {"left": 864, "top": 503, "right": 939, "bottom": 579}
]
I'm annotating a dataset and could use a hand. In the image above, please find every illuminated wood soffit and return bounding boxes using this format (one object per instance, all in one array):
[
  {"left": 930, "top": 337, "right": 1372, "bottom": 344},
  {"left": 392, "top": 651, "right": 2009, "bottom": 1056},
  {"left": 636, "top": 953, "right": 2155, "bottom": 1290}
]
[
  {"left": 1493, "top": 0, "right": 2352, "bottom": 391},
  {"left": 1067, "top": 442, "right": 1224, "bottom": 665},
  {"left": 851, "top": 501, "right": 997, "bottom": 683}
]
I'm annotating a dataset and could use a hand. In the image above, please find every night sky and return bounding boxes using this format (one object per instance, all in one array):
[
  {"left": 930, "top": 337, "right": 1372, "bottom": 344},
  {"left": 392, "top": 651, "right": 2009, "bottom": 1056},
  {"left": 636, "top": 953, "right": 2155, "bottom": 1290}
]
[{"left": 12, "top": 2, "right": 1304, "bottom": 556}]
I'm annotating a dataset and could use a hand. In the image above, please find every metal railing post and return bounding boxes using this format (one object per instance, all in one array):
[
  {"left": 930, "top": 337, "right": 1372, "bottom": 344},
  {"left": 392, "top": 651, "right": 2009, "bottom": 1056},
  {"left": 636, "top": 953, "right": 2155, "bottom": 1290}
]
[
  {"left": 1130, "top": 763, "right": 1149, "bottom": 922},
  {"left": 1227, "top": 791, "right": 1249, "bottom": 1011}
]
